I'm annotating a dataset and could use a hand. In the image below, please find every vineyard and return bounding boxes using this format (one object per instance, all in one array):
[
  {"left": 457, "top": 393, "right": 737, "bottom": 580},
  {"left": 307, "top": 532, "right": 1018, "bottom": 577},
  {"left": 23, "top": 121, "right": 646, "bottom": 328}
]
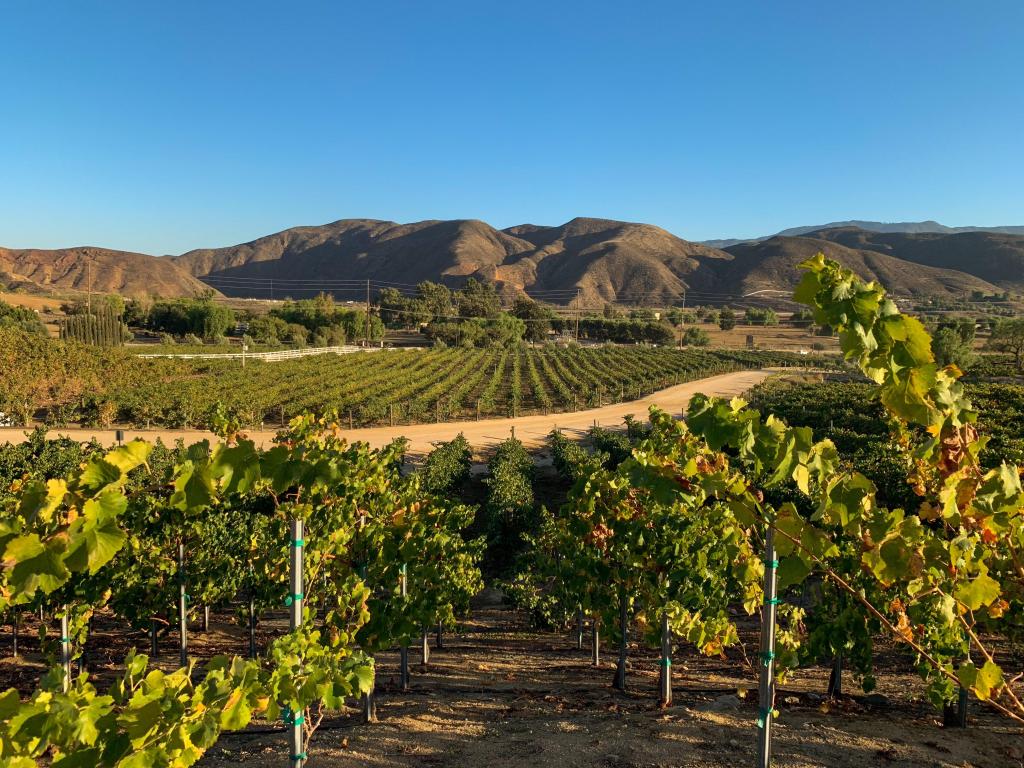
[
  {"left": 0, "top": 341, "right": 819, "bottom": 430},
  {"left": 1, "top": 254, "right": 1023, "bottom": 767}
]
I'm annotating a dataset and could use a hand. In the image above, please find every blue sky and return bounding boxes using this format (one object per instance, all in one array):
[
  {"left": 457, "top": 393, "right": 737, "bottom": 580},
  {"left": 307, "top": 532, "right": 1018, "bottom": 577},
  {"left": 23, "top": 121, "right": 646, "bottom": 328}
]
[{"left": 2, "top": 1, "right": 1022, "bottom": 254}]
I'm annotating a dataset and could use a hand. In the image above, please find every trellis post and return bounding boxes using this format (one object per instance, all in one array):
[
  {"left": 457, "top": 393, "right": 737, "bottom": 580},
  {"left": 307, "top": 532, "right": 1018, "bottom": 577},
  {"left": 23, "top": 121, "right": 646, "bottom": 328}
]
[
  {"left": 178, "top": 543, "right": 188, "bottom": 669},
  {"left": 399, "top": 563, "right": 410, "bottom": 691},
  {"left": 756, "top": 525, "right": 778, "bottom": 768},
  {"left": 659, "top": 612, "right": 672, "bottom": 707},
  {"left": 60, "top": 608, "right": 71, "bottom": 692},
  {"left": 288, "top": 519, "right": 306, "bottom": 767}
]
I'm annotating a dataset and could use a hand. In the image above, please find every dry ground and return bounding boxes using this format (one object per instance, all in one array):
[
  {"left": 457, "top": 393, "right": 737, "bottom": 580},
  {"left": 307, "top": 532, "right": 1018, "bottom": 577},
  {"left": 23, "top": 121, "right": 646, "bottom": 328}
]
[
  {"left": 192, "top": 602, "right": 1021, "bottom": 768},
  {"left": 2, "top": 598, "right": 1017, "bottom": 767},
  {"left": 0, "top": 369, "right": 780, "bottom": 456},
  {"left": 691, "top": 324, "right": 840, "bottom": 353}
]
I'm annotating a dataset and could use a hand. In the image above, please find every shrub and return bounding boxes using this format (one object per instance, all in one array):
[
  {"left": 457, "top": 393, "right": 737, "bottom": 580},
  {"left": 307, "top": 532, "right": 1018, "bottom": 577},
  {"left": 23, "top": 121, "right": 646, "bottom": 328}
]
[
  {"left": 718, "top": 308, "right": 737, "bottom": 331},
  {"left": 681, "top": 326, "right": 711, "bottom": 347}
]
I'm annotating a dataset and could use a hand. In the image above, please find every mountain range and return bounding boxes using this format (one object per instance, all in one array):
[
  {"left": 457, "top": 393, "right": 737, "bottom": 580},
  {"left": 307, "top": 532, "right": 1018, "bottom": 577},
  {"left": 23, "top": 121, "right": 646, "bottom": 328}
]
[
  {"left": 2, "top": 218, "right": 1021, "bottom": 307},
  {"left": 701, "top": 220, "right": 1024, "bottom": 248}
]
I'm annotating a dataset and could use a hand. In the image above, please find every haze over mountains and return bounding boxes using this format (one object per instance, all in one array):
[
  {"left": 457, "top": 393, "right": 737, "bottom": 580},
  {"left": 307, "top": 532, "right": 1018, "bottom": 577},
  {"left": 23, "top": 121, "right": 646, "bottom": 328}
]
[
  {"left": 2, "top": 218, "right": 1021, "bottom": 305},
  {"left": 701, "top": 220, "right": 1024, "bottom": 249}
]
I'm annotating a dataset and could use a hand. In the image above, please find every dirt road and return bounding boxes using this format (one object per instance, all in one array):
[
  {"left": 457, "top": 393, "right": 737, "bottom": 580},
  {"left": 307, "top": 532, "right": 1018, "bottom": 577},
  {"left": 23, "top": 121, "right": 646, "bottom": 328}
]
[{"left": 0, "top": 369, "right": 773, "bottom": 455}]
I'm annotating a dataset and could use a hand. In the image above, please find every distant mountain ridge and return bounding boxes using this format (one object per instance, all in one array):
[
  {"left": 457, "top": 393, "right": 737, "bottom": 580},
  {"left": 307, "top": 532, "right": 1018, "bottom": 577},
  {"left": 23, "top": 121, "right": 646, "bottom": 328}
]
[
  {"left": 2, "top": 217, "right": 1021, "bottom": 305},
  {"left": 702, "top": 220, "right": 1024, "bottom": 248}
]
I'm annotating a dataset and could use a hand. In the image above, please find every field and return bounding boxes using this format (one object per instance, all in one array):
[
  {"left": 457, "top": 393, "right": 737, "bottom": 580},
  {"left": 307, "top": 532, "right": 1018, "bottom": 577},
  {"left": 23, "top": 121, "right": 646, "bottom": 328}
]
[
  {"left": 0, "top": 340, "right": 823, "bottom": 429},
  {"left": 1, "top": 260, "right": 1023, "bottom": 768},
  {"left": 683, "top": 322, "right": 841, "bottom": 352}
]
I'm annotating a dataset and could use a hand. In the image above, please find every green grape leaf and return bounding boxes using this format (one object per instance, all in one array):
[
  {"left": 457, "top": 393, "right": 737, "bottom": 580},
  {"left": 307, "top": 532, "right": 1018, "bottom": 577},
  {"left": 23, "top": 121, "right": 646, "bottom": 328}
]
[
  {"left": 3, "top": 534, "right": 69, "bottom": 599},
  {"left": 219, "top": 688, "right": 252, "bottom": 730},
  {"left": 74, "top": 458, "right": 122, "bottom": 496},
  {"left": 64, "top": 491, "right": 128, "bottom": 574},
  {"left": 103, "top": 440, "right": 153, "bottom": 477},
  {"left": 16, "top": 478, "right": 67, "bottom": 523},
  {"left": 955, "top": 571, "right": 1000, "bottom": 611},
  {"left": 776, "top": 556, "right": 811, "bottom": 590}
]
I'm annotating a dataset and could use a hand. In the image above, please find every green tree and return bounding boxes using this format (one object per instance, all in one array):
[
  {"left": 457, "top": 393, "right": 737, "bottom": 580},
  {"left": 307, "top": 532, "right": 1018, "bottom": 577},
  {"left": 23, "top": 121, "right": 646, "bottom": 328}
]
[
  {"left": 718, "top": 307, "right": 736, "bottom": 331},
  {"left": 483, "top": 313, "right": 526, "bottom": 347},
  {"left": 744, "top": 307, "right": 778, "bottom": 326},
  {"left": 511, "top": 298, "right": 554, "bottom": 343},
  {"left": 987, "top": 318, "right": 1024, "bottom": 370},
  {"left": 456, "top": 278, "right": 501, "bottom": 318},
  {"left": 0, "top": 300, "right": 47, "bottom": 336},
  {"left": 932, "top": 326, "right": 976, "bottom": 369},
  {"left": 377, "top": 287, "right": 412, "bottom": 329},
  {"left": 681, "top": 326, "right": 710, "bottom": 347},
  {"left": 247, "top": 315, "right": 289, "bottom": 343},
  {"left": 416, "top": 281, "right": 455, "bottom": 322}
]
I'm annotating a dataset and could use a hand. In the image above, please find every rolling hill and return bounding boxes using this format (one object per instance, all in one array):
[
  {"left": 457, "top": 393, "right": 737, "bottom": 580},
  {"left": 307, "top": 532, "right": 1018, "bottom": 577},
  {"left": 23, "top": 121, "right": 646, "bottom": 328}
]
[
  {"left": 0, "top": 246, "right": 214, "bottom": 299},
  {"left": 805, "top": 228, "right": 1024, "bottom": 291},
  {"left": 720, "top": 236, "right": 1003, "bottom": 299},
  {"left": 174, "top": 217, "right": 732, "bottom": 306},
  {"left": 702, "top": 220, "right": 1024, "bottom": 249},
  {"left": 2, "top": 217, "right": 1020, "bottom": 306}
]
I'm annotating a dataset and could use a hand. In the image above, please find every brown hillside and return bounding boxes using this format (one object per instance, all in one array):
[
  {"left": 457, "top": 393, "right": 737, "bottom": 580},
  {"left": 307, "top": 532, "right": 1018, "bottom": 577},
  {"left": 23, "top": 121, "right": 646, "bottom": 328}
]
[
  {"left": 174, "top": 217, "right": 731, "bottom": 305},
  {"left": 722, "top": 236, "right": 1002, "bottom": 298},
  {"left": 807, "top": 228, "right": 1024, "bottom": 291},
  {"left": 0, "top": 246, "right": 214, "bottom": 299},
  {"left": 6, "top": 217, "right": 1012, "bottom": 307}
]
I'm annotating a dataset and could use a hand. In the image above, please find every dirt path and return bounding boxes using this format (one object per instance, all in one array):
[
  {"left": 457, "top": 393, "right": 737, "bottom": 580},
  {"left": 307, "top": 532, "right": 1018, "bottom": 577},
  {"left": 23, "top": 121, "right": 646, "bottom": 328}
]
[
  {"left": 198, "top": 601, "right": 1021, "bottom": 768},
  {"left": 0, "top": 369, "right": 774, "bottom": 455}
]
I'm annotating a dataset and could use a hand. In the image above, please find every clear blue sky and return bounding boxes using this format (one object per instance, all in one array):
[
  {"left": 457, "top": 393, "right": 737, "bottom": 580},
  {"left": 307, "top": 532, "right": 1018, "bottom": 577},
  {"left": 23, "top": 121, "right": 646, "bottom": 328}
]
[{"left": 2, "top": 1, "right": 1022, "bottom": 254}]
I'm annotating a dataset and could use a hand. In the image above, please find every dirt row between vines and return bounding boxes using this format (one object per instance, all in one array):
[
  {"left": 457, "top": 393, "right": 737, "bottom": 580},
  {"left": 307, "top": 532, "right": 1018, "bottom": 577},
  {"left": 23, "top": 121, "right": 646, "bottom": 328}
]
[
  {"left": 196, "top": 600, "right": 1021, "bottom": 768},
  {"left": 0, "top": 369, "right": 779, "bottom": 455}
]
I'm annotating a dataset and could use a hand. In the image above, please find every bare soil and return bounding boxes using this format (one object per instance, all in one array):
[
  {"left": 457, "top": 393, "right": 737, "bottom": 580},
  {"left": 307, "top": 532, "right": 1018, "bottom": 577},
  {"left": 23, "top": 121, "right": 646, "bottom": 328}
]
[
  {"left": 3, "top": 597, "right": 1019, "bottom": 767},
  {"left": 192, "top": 604, "right": 1020, "bottom": 768},
  {"left": 696, "top": 324, "right": 840, "bottom": 353}
]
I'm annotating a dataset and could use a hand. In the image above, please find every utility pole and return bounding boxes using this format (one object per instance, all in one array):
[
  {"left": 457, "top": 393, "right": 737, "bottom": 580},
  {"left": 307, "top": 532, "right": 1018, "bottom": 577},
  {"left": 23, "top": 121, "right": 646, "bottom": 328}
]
[
  {"left": 86, "top": 257, "right": 93, "bottom": 313},
  {"left": 365, "top": 279, "right": 371, "bottom": 346},
  {"left": 574, "top": 288, "right": 581, "bottom": 343}
]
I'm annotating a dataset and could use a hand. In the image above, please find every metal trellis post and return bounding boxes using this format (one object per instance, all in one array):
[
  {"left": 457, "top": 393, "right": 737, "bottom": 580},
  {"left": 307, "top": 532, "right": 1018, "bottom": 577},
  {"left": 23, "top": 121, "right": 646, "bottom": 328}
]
[
  {"left": 288, "top": 519, "right": 306, "bottom": 767},
  {"left": 756, "top": 526, "right": 779, "bottom": 768}
]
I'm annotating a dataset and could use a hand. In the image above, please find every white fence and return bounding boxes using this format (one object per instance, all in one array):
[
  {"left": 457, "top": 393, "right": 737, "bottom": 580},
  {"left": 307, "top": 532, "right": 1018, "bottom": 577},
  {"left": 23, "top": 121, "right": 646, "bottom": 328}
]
[{"left": 137, "top": 345, "right": 381, "bottom": 362}]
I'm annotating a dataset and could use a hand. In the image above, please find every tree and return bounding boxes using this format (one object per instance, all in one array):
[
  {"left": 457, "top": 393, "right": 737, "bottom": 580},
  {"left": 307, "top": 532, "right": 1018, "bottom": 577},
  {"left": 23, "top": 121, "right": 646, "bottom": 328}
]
[
  {"left": 666, "top": 308, "right": 695, "bottom": 326},
  {"left": 932, "top": 326, "right": 976, "bottom": 369},
  {"left": 718, "top": 307, "right": 736, "bottom": 331},
  {"left": 744, "top": 307, "right": 778, "bottom": 326},
  {"left": 0, "top": 300, "right": 47, "bottom": 336},
  {"left": 511, "top": 298, "right": 554, "bottom": 343},
  {"left": 247, "top": 316, "right": 289, "bottom": 343},
  {"left": 790, "top": 309, "right": 814, "bottom": 327},
  {"left": 987, "top": 318, "right": 1024, "bottom": 370},
  {"left": 456, "top": 278, "right": 501, "bottom": 318},
  {"left": 416, "top": 281, "right": 455, "bottom": 323},
  {"left": 483, "top": 314, "right": 525, "bottom": 348},
  {"left": 190, "top": 301, "right": 235, "bottom": 340},
  {"left": 681, "top": 326, "right": 710, "bottom": 347},
  {"left": 149, "top": 298, "right": 235, "bottom": 339},
  {"left": 377, "top": 287, "right": 412, "bottom": 329},
  {"left": 603, "top": 304, "right": 623, "bottom": 319}
]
